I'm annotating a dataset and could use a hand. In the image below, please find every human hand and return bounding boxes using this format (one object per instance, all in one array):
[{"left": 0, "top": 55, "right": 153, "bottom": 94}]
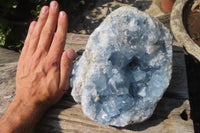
[
  {"left": 0, "top": 1, "right": 75, "bottom": 132},
  {"left": 15, "top": 0, "right": 74, "bottom": 109}
]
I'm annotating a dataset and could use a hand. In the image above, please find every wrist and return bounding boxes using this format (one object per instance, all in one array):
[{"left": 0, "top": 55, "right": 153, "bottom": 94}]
[{"left": 0, "top": 97, "right": 46, "bottom": 132}]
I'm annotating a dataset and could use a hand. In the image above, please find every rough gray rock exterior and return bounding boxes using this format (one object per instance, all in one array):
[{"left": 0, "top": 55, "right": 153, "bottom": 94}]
[
  {"left": 70, "top": 6, "right": 172, "bottom": 127},
  {"left": 171, "top": 0, "right": 200, "bottom": 61}
]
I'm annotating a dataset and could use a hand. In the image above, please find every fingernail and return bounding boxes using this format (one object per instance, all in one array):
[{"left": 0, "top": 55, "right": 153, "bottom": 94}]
[
  {"left": 67, "top": 49, "right": 75, "bottom": 59},
  {"left": 60, "top": 11, "right": 65, "bottom": 17},
  {"left": 41, "top": 6, "right": 48, "bottom": 14},
  {"left": 51, "top": 1, "right": 57, "bottom": 9},
  {"left": 30, "top": 21, "right": 36, "bottom": 29}
]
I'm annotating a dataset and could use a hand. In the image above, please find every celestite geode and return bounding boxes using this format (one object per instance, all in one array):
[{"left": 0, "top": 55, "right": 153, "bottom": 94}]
[{"left": 70, "top": 6, "right": 172, "bottom": 127}]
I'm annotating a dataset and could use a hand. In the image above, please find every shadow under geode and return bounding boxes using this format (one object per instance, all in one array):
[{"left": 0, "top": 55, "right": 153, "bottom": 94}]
[{"left": 116, "top": 45, "right": 189, "bottom": 131}]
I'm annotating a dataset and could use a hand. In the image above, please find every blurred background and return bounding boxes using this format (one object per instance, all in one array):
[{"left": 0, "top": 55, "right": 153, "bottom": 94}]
[{"left": 0, "top": 0, "right": 93, "bottom": 51}]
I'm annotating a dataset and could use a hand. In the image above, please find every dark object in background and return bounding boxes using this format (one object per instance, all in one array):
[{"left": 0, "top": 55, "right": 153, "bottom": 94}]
[{"left": 185, "top": 53, "right": 200, "bottom": 133}]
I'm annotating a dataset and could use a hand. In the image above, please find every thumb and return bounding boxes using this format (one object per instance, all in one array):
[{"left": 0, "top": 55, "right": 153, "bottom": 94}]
[{"left": 59, "top": 49, "right": 75, "bottom": 92}]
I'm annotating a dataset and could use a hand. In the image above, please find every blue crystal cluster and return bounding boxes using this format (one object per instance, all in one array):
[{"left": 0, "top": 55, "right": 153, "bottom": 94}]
[{"left": 70, "top": 6, "right": 172, "bottom": 127}]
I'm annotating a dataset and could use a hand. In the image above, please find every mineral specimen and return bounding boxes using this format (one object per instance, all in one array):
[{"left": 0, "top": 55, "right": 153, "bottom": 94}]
[{"left": 70, "top": 6, "right": 172, "bottom": 127}]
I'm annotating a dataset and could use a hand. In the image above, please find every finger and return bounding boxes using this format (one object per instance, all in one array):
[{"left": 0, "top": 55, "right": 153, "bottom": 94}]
[
  {"left": 28, "top": 6, "right": 49, "bottom": 56},
  {"left": 59, "top": 49, "right": 75, "bottom": 92},
  {"left": 36, "top": 1, "right": 59, "bottom": 53},
  {"left": 48, "top": 11, "right": 68, "bottom": 62},
  {"left": 20, "top": 21, "right": 37, "bottom": 60}
]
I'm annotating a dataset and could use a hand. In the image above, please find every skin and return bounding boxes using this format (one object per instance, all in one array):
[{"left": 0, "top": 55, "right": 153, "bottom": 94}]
[{"left": 0, "top": 1, "right": 75, "bottom": 132}]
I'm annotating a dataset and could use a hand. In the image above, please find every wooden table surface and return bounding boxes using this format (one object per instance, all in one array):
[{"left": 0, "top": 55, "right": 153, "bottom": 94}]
[{"left": 0, "top": 17, "right": 194, "bottom": 133}]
